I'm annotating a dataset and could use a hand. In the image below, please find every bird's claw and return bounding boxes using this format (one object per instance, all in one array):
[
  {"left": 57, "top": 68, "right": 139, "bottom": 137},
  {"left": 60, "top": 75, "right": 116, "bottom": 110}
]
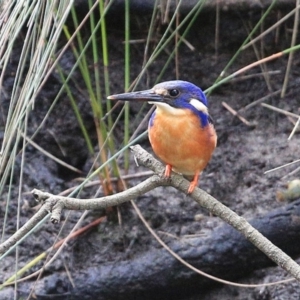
[
  {"left": 160, "top": 164, "right": 172, "bottom": 182},
  {"left": 187, "top": 173, "right": 200, "bottom": 194},
  {"left": 164, "top": 164, "right": 172, "bottom": 178}
]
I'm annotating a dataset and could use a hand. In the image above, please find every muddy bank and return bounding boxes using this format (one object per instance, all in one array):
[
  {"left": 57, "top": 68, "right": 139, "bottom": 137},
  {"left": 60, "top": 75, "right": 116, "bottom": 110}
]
[{"left": 1, "top": 2, "right": 300, "bottom": 300}]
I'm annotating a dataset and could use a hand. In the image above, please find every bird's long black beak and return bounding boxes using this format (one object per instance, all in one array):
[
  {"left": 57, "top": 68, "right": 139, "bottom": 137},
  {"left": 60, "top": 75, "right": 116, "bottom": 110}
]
[{"left": 107, "top": 89, "right": 163, "bottom": 103}]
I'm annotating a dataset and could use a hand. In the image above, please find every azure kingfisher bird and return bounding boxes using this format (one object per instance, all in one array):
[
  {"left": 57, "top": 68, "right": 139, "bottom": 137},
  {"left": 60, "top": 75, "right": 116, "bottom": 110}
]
[{"left": 108, "top": 80, "right": 217, "bottom": 193}]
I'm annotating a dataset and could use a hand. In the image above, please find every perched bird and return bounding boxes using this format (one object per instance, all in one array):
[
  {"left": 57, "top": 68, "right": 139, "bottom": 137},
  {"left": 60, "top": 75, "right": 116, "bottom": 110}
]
[{"left": 108, "top": 80, "right": 217, "bottom": 193}]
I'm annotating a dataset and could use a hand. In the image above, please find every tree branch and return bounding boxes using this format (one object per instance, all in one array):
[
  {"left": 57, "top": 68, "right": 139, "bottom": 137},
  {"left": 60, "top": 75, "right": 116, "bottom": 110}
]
[
  {"left": 131, "top": 145, "right": 300, "bottom": 280},
  {"left": 31, "top": 174, "right": 167, "bottom": 223},
  {"left": 0, "top": 175, "right": 167, "bottom": 255},
  {"left": 1, "top": 145, "right": 300, "bottom": 282}
]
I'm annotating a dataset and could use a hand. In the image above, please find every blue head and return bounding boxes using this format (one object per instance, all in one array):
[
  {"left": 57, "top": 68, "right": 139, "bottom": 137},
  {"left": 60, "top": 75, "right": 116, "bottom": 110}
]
[
  {"left": 108, "top": 80, "right": 211, "bottom": 127},
  {"left": 152, "top": 80, "right": 208, "bottom": 107}
]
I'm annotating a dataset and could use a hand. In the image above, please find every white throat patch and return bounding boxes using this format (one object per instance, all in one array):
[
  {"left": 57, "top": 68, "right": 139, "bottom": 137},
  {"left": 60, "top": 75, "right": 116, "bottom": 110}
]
[{"left": 148, "top": 102, "right": 186, "bottom": 115}]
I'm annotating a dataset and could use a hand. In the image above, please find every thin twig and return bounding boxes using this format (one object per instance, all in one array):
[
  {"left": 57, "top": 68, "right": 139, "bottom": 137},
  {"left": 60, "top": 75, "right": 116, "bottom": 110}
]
[
  {"left": 131, "top": 199, "right": 292, "bottom": 288},
  {"left": 264, "top": 158, "right": 300, "bottom": 174},
  {"left": 242, "top": 89, "right": 281, "bottom": 110},
  {"left": 241, "top": 6, "right": 300, "bottom": 50},
  {"left": 229, "top": 70, "right": 281, "bottom": 83},
  {"left": 222, "top": 101, "right": 254, "bottom": 127},
  {"left": 1, "top": 216, "right": 106, "bottom": 287},
  {"left": 288, "top": 116, "right": 300, "bottom": 140},
  {"left": 261, "top": 103, "right": 300, "bottom": 119},
  {"left": 21, "top": 132, "right": 82, "bottom": 174}
]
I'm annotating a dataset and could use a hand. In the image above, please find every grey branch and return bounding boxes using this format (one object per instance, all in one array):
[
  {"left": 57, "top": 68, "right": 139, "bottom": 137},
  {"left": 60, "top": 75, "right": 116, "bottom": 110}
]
[
  {"left": 0, "top": 145, "right": 300, "bottom": 282},
  {"left": 31, "top": 175, "right": 168, "bottom": 223},
  {"left": 0, "top": 175, "right": 167, "bottom": 255}
]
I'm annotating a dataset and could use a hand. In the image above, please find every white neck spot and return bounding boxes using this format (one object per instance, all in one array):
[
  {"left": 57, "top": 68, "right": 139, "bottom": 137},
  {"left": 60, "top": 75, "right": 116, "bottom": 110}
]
[{"left": 189, "top": 98, "right": 208, "bottom": 113}]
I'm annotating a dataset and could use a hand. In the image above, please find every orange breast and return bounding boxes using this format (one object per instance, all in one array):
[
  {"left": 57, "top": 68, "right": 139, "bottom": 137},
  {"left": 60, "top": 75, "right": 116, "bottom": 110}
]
[{"left": 148, "top": 109, "right": 217, "bottom": 175}]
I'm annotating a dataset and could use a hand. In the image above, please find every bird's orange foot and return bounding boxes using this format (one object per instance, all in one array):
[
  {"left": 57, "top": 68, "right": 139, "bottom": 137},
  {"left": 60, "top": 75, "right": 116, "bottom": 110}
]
[
  {"left": 187, "top": 172, "right": 200, "bottom": 194},
  {"left": 164, "top": 164, "right": 172, "bottom": 178}
]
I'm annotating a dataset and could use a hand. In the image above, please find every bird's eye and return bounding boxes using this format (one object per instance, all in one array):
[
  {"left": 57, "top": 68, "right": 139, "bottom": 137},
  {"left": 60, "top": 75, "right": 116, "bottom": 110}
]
[{"left": 169, "top": 89, "right": 179, "bottom": 97}]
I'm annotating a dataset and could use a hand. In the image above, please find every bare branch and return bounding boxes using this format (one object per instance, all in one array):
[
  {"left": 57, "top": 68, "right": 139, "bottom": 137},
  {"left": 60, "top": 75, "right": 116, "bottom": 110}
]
[
  {"left": 130, "top": 145, "right": 300, "bottom": 281},
  {"left": 0, "top": 205, "right": 49, "bottom": 255},
  {"left": 0, "top": 175, "right": 167, "bottom": 255},
  {"left": 1, "top": 145, "right": 300, "bottom": 282},
  {"left": 32, "top": 174, "right": 167, "bottom": 223}
]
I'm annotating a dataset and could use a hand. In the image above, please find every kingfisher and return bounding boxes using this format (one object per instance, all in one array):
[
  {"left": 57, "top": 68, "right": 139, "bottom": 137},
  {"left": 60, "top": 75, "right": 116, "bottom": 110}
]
[{"left": 108, "top": 80, "right": 217, "bottom": 193}]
